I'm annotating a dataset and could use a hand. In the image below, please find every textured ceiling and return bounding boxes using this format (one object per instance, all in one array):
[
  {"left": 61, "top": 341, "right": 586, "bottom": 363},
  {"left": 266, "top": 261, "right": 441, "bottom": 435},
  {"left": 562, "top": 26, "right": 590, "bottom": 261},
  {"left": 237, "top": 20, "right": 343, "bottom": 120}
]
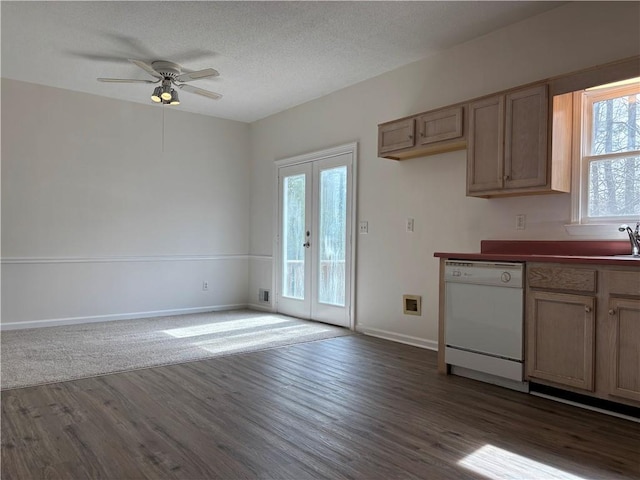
[{"left": 1, "top": 1, "right": 564, "bottom": 123}]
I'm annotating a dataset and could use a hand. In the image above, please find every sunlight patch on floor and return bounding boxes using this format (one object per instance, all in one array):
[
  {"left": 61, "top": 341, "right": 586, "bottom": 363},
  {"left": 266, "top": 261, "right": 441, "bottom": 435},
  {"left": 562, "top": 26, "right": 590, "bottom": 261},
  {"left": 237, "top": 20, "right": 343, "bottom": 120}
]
[
  {"left": 458, "top": 444, "right": 591, "bottom": 480},
  {"left": 194, "top": 324, "right": 334, "bottom": 354},
  {"left": 162, "top": 315, "right": 291, "bottom": 338}
]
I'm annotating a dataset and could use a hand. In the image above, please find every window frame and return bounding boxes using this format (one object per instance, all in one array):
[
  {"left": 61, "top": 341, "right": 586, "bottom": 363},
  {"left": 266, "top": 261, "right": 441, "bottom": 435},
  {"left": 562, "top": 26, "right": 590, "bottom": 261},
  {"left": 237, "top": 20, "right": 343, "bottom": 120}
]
[{"left": 570, "top": 81, "right": 640, "bottom": 229}]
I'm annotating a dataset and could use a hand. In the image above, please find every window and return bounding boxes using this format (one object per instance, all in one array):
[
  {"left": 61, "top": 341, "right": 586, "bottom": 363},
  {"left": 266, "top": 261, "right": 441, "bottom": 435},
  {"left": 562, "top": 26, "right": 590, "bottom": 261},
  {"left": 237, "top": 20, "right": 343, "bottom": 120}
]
[{"left": 572, "top": 79, "right": 640, "bottom": 227}]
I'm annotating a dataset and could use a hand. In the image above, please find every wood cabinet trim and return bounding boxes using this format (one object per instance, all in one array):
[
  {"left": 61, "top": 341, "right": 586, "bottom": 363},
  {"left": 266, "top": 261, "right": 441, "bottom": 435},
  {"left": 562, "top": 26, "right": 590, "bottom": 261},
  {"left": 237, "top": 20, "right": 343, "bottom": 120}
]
[
  {"left": 437, "top": 258, "right": 447, "bottom": 374},
  {"left": 527, "top": 265, "right": 597, "bottom": 294},
  {"left": 549, "top": 55, "right": 640, "bottom": 96},
  {"left": 605, "top": 270, "right": 640, "bottom": 296}
]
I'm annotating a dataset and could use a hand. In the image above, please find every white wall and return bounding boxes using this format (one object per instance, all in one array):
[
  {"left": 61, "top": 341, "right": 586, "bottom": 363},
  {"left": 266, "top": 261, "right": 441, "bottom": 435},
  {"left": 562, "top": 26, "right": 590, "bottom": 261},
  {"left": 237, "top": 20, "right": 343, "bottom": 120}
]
[
  {"left": 249, "top": 2, "right": 640, "bottom": 347},
  {"left": 1, "top": 79, "right": 251, "bottom": 328}
]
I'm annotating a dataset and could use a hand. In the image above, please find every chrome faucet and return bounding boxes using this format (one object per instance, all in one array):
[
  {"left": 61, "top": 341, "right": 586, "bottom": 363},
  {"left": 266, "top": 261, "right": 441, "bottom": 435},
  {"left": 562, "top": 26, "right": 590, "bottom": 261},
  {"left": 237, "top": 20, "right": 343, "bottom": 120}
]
[{"left": 619, "top": 222, "right": 640, "bottom": 257}]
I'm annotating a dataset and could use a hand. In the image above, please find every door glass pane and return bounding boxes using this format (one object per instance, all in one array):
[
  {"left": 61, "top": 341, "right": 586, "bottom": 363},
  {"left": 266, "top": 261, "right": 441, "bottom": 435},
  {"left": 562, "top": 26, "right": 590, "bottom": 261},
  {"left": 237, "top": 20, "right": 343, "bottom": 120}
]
[
  {"left": 283, "top": 174, "right": 305, "bottom": 299},
  {"left": 318, "top": 166, "right": 346, "bottom": 306}
]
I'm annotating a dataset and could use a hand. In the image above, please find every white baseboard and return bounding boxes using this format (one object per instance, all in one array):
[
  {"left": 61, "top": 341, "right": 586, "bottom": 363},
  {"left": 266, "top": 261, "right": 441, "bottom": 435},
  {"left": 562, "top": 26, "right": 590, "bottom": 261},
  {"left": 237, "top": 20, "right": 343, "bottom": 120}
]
[
  {"left": 0, "top": 304, "right": 249, "bottom": 331},
  {"left": 246, "top": 303, "right": 274, "bottom": 312},
  {"left": 356, "top": 325, "right": 437, "bottom": 350}
]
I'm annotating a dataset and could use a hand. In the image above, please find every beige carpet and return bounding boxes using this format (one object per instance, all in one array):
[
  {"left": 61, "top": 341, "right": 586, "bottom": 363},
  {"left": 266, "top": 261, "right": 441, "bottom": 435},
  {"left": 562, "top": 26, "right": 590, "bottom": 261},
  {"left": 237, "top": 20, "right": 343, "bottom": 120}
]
[{"left": 1, "top": 310, "right": 352, "bottom": 390}]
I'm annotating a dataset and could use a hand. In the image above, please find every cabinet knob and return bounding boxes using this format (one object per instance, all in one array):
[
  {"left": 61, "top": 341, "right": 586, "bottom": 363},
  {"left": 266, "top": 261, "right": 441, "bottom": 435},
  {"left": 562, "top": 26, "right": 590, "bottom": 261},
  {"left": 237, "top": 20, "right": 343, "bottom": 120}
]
[
  {"left": 408, "top": 135, "right": 413, "bottom": 139},
  {"left": 585, "top": 306, "right": 591, "bottom": 313},
  {"left": 609, "top": 308, "right": 616, "bottom": 315}
]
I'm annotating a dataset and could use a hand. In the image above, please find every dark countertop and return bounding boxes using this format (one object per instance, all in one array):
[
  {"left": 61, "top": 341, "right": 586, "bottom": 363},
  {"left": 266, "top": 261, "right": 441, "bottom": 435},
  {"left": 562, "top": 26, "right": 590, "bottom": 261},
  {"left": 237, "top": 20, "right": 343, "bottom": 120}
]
[{"left": 434, "top": 240, "right": 640, "bottom": 266}]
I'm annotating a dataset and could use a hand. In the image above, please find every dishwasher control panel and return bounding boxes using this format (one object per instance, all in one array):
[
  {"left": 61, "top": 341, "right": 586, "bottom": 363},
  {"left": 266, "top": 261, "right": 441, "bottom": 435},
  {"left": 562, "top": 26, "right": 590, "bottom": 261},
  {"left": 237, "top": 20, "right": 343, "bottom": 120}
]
[{"left": 444, "top": 260, "right": 523, "bottom": 288}]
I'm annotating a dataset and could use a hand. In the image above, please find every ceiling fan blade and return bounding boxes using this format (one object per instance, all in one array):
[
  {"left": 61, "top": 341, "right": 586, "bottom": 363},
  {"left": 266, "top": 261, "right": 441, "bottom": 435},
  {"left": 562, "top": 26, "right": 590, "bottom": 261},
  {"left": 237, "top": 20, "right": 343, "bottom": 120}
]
[
  {"left": 175, "top": 68, "right": 219, "bottom": 82},
  {"left": 128, "top": 59, "right": 163, "bottom": 79},
  {"left": 178, "top": 84, "right": 223, "bottom": 100},
  {"left": 97, "top": 77, "right": 159, "bottom": 84},
  {"left": 66, "top": 51, "right": 130, "bottom": 63}
]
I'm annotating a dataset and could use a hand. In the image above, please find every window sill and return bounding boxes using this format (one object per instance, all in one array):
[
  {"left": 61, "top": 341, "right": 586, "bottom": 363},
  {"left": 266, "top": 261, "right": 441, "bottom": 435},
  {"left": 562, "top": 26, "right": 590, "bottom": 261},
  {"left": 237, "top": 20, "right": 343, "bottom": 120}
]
[{"left": 564, "top": 223, "right": 629, "bottom": 239}]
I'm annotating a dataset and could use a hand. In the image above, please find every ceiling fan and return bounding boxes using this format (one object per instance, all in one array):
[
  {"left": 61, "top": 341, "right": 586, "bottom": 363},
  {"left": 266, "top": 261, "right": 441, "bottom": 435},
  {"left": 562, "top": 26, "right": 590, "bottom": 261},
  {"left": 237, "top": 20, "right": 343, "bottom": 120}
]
[{"left": 97, "top": 59, "right": 222, "bottom": 105}]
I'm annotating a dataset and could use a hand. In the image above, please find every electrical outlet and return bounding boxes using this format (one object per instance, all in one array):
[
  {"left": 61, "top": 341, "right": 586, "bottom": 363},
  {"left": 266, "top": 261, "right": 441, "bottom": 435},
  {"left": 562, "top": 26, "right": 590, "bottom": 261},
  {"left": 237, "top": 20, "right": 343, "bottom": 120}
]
[
  {"left": 516, "top": 214, "right": 526, "bottom": 230},
  {"left": 202, "top": 281, "right": 209, "bottom": 291},
  {"left": 406, "top": 218, "right": 414, "bottom": 232},
  {"left": 359, "top": 221, "right": 369, "bottom": 234}
]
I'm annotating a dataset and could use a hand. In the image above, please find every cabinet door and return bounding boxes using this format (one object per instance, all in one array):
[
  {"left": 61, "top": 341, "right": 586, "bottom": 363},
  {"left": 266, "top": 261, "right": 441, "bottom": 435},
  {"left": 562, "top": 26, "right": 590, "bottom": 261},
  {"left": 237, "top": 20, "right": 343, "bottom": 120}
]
[
  {"left": 607, "top": 298, "right": 640, "bottom": 402},
  {"left": 417, "top": 106, "right": 463, "bottom": 145},
  {"left": 467, "top": 96, "right": 504, "bottom": 193},
  {"left": 378, "top": 118, "right": 415, "bottom": 156},
  {"left": 504, "top": 85, "right": 548, "bottom": 189},
  {"left": 526, "top": 291, "right": 595, "bottom": 391}
]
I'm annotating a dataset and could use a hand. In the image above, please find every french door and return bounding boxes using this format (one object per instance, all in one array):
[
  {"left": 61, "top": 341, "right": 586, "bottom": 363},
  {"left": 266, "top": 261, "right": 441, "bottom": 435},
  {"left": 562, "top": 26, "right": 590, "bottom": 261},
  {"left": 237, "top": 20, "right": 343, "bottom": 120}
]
[{"left": 276, "top": 147, "right": 354, "bottom": 328}]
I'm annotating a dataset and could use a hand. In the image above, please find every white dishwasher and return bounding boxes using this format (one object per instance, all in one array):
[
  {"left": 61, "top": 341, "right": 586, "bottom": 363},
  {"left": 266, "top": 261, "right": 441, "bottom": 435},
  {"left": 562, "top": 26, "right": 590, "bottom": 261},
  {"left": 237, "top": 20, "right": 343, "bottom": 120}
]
[{"left": 444, "top": 260, "right": 528, "bottom": 392}]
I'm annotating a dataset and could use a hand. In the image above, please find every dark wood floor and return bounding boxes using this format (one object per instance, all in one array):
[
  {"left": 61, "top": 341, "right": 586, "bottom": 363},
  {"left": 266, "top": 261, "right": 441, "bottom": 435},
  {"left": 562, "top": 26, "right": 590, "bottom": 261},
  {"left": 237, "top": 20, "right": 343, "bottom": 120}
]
[{"left": 2, "top": 334, "right": 639, "bottom": 479}]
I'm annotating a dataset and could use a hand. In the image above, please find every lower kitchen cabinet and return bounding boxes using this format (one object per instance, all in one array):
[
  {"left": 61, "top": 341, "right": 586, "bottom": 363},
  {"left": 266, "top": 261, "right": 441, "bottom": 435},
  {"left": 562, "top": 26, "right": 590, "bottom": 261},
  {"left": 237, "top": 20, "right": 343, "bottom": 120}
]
[
  {"left": 526, "top": 263, "right": 640, "bottom": 408},
  {"left": 603, "top": 269, "right": 640, "bottom": 403},
  {"left": 606, "top": 295, "right": 640, "bottom": 402},
  {"left": 526, "top": 291, "right": 595, "bottom": 391}
]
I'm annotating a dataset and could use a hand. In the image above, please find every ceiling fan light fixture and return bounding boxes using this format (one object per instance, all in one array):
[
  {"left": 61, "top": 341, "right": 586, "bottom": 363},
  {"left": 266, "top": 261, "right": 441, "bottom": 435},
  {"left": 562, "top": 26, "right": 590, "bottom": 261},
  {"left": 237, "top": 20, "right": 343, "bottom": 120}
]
[
  {"left": 160, "top": 84, "right": 172, "bottom": 101},
  {"left": 151, "top": 86, "right": 162, "bottom": 103},
  {"left": 169, "top": 89, "right": 180, "bottom": 105}
]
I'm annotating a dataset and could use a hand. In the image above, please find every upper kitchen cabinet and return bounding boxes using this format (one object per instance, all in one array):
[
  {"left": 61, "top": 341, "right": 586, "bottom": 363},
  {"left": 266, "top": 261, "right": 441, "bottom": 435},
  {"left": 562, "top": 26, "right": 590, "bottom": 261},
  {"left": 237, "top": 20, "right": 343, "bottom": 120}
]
[
  {"left": 467, "top": 84, "right": 569, "bottom": 197},
  {"left": 466, "top": 95, "right": 504, "bottom": 193},
  {"left": 378, "top": 56, "right": 637, "bottom": 196},
  {"left": 378, "top": 105, "right": 466, "bottom": 160},
  {"left": 378, "top": 118, "right": 416, "bottom": 156},
  {"left": 416, "top": 106, "right": 464, "bottom": 146}
]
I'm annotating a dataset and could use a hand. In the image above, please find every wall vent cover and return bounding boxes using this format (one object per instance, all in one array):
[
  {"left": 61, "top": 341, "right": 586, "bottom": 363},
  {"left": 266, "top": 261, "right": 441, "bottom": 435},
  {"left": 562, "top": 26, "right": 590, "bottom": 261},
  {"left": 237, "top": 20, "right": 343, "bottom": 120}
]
[
  {"left": 259, "top": 289, "right": 270, "bottom": 304},
  {"left": 403, "top": 295, "right": 422, "bottom": 316}
]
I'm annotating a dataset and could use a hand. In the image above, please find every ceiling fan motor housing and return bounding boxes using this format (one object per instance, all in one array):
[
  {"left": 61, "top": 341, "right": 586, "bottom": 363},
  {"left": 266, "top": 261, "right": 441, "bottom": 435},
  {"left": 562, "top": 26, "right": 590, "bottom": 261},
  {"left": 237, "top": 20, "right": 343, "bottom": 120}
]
[{"left": 151, "top": 61, "right": 182, "bottom": 80}]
